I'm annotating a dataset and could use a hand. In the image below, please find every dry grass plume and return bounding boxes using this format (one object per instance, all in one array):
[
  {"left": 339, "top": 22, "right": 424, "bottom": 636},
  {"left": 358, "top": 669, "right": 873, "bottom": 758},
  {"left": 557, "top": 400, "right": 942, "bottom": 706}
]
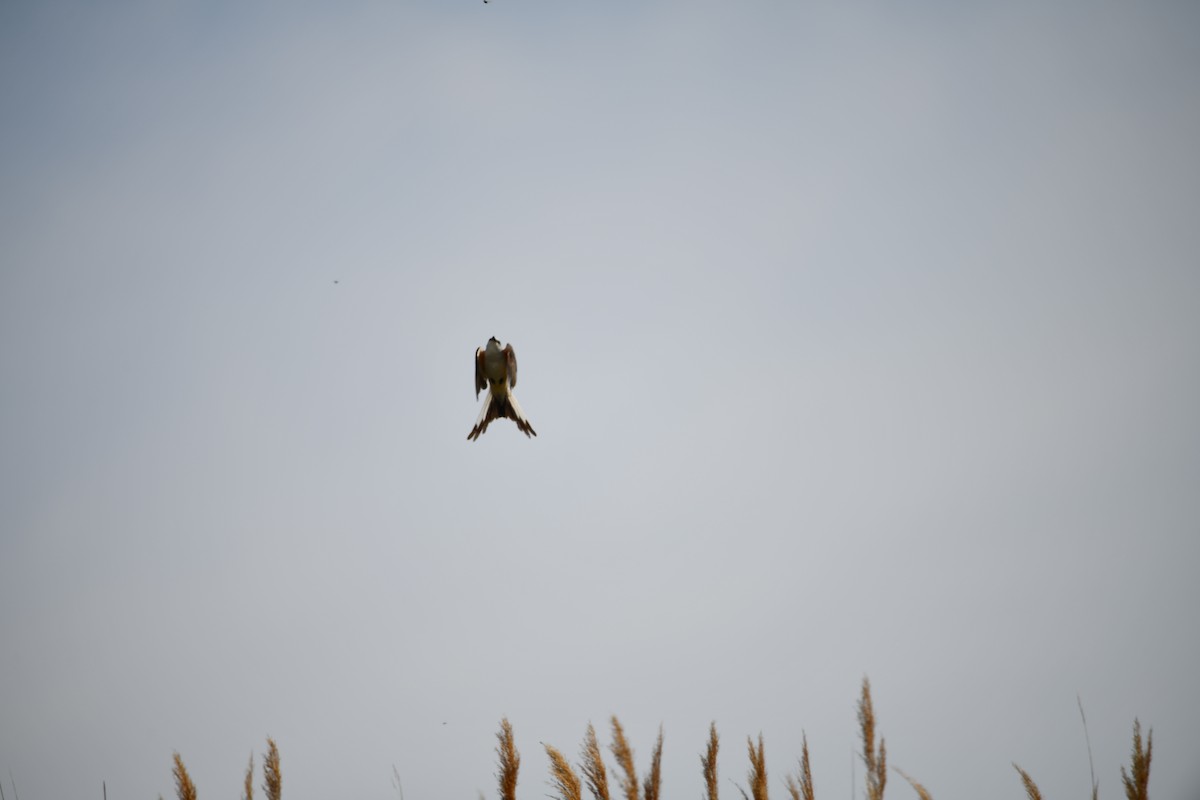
[
  {"left": 744, "top": 734, "right": 768, "bottom": 800},
  {"left": 172, "top": 753, "right": 197, "bottom": 800},
  {"left": 701, "top": 722, "right": 720, "bottom": 800},
  {"left": 243, "top": 753, "right": 254, "bottom": 800},
  {"left": 610, "top": 717, "right": 639, "bottom": 800},
  {"left": 262, "top": 738, "right": 281, "bottom": 800},
  {"left": 493, "top": 684, "right": 1156, "bottom": 800},
  {"left": 894, "top": 768, "right": 932, "bottom": 800},
  {"left": 1012, "top": 764, "right": 1043, "bottom": 800},
  {"left": 858, "top": 677, "right": 887, "bottom": 800},
  {"left": 546, "top": 744, "right": 583, "bottom": 800},
  {"left": 783, "top": 734, "right": 814, "bottom": 800},
  {"left": 496, "top": 717, "right": 520, "bottom": 800},
  {"left": 1120, "top": 719, "right": 1153, "bottom": 800},
  {"left": 582, "top": 723, "right": 612, "bottom": 800},
  {"left": 642, "top": 726, "right": 663, "bottom": 800}
]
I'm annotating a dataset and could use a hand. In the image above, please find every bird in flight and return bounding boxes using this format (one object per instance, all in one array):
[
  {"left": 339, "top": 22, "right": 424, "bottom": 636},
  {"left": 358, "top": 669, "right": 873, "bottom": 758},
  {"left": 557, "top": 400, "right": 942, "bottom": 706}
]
[{"left": 468, "top": 337, "right": 536, "bottom": 441}]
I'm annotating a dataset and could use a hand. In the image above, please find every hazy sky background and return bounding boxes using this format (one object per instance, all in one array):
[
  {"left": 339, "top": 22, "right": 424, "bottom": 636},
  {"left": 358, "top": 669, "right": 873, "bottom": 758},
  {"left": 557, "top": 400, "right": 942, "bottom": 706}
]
[{"left": 2, "top": 2, "right": 1198, "bottom": 799}]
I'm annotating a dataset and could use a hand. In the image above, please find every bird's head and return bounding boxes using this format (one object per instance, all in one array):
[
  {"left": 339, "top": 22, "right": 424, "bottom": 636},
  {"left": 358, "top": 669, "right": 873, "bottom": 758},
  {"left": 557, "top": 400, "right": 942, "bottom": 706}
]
[{"left": 489, "top": 336, "right": 501, "bottom": 345}]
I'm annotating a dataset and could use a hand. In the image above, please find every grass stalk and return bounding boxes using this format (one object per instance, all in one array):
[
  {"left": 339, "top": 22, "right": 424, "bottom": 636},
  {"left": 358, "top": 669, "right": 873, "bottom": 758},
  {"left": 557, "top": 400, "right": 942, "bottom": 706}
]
[
  {"left": 262, "top": 738, "right": 281, "bottom": 800},
  {"left": 582, "top": 723, "right": 612, "bottom": 800},
  {"left": 642, "top": 726, "right": 663, "bottom": 800},
  {"left": 546, "top": 744, "right": 583, "bottom": 800},
  {"left": 393, "top": 765, "right": 406, "bottom": 800},
  {"left": 243, "top": 753, "right": 254, "bottom": 800},
  {"left": 1012, "top": 764, "right": 1043, "bottom": 800},
  {"left": 701, "top": 722, "right": 720, "bottom": 800},
  {"left": 1078, "top": 695, "right": 1098, "bottom": 800},
  {"left": 858, "top": 677, "right": 886, "bottom": 800},
  {"left": 496, "top": 717, "right": 521, "bottom": 800},
  {"left": 1120, "top": 719, "right": 1153, "bottom": 800},
  {"left": 610, "top": 717, "right": 639, "bottom": 800},
  {"left": 172, "top": 753, "right": 197, "bottom": 800},
  {"left": 783, "top": 733, "right": 814, "bottom": 800},
  {"left": 746, "top": 734, "right": 768, "bottom": 800},
  {"left": 893, "top": 768, "right": 931, "bottom": 800}
]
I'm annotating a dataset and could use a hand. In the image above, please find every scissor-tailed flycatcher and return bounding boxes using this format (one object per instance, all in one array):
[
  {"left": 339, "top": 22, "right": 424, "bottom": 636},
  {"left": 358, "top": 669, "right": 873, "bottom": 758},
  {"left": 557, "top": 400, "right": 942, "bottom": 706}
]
[{"left": 468, "top": 337, "right": 537, "bottom": 441}]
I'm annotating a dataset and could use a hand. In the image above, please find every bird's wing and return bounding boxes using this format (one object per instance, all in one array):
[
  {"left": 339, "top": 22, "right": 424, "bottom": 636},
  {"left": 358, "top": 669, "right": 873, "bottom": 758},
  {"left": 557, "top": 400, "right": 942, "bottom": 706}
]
[
  {"left": 503, "top": 344, "right": 517, "bottom": 388},
  {"left": 475, "top": 347, "right": 487, "bottom": 399}
]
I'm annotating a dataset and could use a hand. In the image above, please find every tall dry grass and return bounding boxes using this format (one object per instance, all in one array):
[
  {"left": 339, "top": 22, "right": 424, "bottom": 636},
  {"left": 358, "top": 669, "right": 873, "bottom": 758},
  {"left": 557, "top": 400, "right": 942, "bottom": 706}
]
[
  {"left": 1121, "top": 719, "right": 1153, "bottom": 800},
  {"left": 642, "top": 726, "right": 664, "bottom": 800},
  {"left": 1013, "top": 716, "right": 1155, "bottom": 800},
  {"left": 858, "top": 677, "right": 887, "bottom": 800},
  {"left": 1012, "top": 764, "right": 1044, "bottom": 800},
  {"left": 171, "top": 753, "right": 196, "bottom": 800},
  {"left": 701, "top": 721, "right": 719, "bottom": 800},
  {"left": 243, "top": 753, "right": 254, "bottom": 800},
  {"left": 532, "top": 719, "right": 665, "bottom": 800},
  {"left": 152, "top": 679, "right": 1159, "bottom": 800},
  {"left": 783, "top": 734, "right": 813, "bottom": 800},
  {"left": 497, "top": 716, "right": 521, "bottom": 800},
  {"left": 894, "top": 769, "right": 932, "bottom": 800},
  {"left": 739, "top": 734, "right": 768, "bottom": 800},
  {"left": 582, "top": 722, "right": 612, "bottom": 800},
  {"left": 262, "top": 737, "right": 281, "bottom": 800},
  {"left": 164, "top": 738, "right": 284, "bottom": 800},
  {"left": 520, "top": 677, "right": 1163, "bottom": 800},
  {"left": 610, "top": 717, "right": 639, "bottom": 800},
  {"left": 546, "top": 743, "right": 583, "bottom": 800}
]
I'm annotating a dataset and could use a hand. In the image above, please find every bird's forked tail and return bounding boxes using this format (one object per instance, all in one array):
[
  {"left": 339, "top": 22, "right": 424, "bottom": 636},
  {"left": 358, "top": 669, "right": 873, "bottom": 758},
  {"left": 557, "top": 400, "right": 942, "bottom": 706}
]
[{"left": 467, "top": 392, "right": 537, "bottom": 441}]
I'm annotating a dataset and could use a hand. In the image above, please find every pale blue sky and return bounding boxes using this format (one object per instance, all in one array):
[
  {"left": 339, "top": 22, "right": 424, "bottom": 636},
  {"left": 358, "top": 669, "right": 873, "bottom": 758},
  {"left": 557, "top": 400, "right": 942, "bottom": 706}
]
[{"left": 2, "top": 2, "right": 1198, "bottom": 799}]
